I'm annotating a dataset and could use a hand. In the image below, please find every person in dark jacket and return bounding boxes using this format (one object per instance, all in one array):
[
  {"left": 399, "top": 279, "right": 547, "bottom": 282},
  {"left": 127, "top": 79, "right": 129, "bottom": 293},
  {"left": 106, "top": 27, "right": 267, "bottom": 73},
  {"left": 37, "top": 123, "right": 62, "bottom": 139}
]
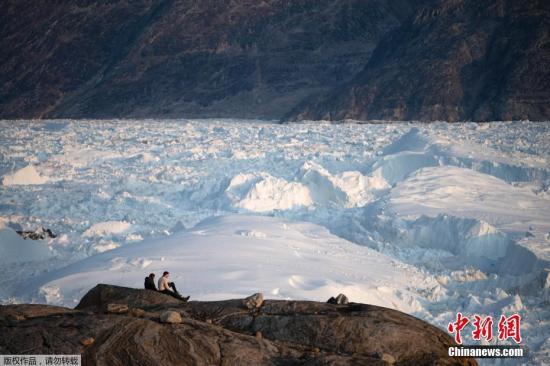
[{"left": 144, "top": 273, "right": 157, "bottom": 291}]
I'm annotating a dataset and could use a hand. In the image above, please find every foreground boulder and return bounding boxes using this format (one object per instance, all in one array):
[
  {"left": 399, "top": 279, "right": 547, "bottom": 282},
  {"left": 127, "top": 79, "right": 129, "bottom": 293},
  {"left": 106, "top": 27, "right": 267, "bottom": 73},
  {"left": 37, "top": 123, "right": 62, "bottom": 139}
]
[
  {"left": 0, "top": 284, "right": 477, "bottom": 365},
  {"left": 160, "top": 311, "right": 182, "bottom": 324},
  {"left": 243, "top": 292, "right": 264, "bottom": 309}
]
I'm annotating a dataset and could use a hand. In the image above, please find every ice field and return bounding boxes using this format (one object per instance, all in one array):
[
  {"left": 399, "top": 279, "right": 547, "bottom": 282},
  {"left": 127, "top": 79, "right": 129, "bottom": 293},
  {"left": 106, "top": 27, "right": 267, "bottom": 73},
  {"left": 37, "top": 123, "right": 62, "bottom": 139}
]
[{"left": 0, "top": 119, "right": 549, "bottom": 364}]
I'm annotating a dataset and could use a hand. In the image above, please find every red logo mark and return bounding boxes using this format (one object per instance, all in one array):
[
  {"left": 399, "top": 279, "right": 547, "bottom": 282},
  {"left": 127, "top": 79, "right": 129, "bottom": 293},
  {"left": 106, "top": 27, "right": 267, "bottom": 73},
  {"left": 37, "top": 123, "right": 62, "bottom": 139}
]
[
  {"left": 498, "top": 314, "right": 522, "bottom": 343},
  {"left": 448, "top": 312, "right": 470, "bottom": 344},
  {"left": 472, "top": 315, "right": 493, "bottom": 342}
]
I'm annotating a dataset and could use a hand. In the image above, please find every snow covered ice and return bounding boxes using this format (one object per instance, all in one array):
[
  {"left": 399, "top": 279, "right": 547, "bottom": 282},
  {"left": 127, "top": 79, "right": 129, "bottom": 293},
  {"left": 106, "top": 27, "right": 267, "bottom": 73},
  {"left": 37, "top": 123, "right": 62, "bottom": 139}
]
[
  {"left": 24, "top": 215, "right": 430, "bottom": 315},
  {"left": 0, "top": 119, "right": 549, "bottom": 364}
]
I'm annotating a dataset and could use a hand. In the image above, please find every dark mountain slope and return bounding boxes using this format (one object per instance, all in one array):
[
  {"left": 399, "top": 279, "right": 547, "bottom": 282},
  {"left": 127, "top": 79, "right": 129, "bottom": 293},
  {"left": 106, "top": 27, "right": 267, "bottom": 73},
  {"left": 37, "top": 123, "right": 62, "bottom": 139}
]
[
  {"left": 287, "top": 0, "right": 550, "bottom": 122},
  {"left": 0, "top": 0, "right": 420, "bottom": 119},
  {"left": 0, "top": 1, "right": 162, "bottom": 118}
]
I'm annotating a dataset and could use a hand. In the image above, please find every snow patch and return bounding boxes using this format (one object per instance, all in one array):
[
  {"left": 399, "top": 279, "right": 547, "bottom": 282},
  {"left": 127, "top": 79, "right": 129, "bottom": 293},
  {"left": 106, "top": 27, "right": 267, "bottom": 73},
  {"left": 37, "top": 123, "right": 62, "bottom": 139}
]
[
  {"left": 39, "top": 285, "right": 63, "bottom": 306},
  {"left": 55, "top": 146, "right": 122, "bottom": 168},
  {"left": 227, "top": 162, "right": 389, "bottom": 211},
  {"left": 235, "top": 229, "right": 267, "bottom": 238},
  {"left": 24, "top": 215, "right": 433, "bottom": 314},
  {"left": 0, "top": 221, "right": 52, "bottom": 264},
  {"left": 92, "top": 241, "right": 120, "bottom": 253},
  {"left": 82, "top": 221, "right": 132, "bottom": 237},
  {"left": 402, "top": 214, "right": 539, "bottom": 275},
  {"left": 2, "top": 165, "right": 49, "bottom": 186},
  {"left": 236, "top": 175, "right": 313, "bottom": 212},
  {"left": 300, "top": 161, "right": 389, "bottom": 207},
  {"left": 2, "top": 120, "right": 549, "bottom": 364}
]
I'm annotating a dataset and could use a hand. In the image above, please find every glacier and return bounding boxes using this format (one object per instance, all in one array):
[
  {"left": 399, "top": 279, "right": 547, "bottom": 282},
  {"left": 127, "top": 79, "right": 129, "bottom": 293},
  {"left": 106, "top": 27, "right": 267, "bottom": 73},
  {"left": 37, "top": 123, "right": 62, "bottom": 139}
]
[{"left": 0, "top": 119, "right": 549, "bottom": 364}]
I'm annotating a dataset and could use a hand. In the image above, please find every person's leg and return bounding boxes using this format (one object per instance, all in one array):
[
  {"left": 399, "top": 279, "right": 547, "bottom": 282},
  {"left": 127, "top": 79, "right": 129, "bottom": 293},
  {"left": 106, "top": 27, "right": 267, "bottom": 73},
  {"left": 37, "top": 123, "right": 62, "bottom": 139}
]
[
  {"left": 161, "top": 289, "right": 181, "bottom": 299},
  {"left": 168, "top": 282, "right": 189, "bottom": 301},
  {"left": 168, "top": 282, "right": 180, "bottom": 295},
  {"left": 162, "top": 282, "right": 189, "bottom": 301}
]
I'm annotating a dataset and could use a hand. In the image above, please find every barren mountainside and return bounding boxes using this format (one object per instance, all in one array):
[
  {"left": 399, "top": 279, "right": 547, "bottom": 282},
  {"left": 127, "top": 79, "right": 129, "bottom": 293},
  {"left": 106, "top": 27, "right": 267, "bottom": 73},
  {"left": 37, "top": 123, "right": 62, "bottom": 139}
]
[
  {"left": 287, "top": 0, "right": 550, "bottom": 122},
  {"left": 0, "top": 0, "right": 548, "bottom": 121}
]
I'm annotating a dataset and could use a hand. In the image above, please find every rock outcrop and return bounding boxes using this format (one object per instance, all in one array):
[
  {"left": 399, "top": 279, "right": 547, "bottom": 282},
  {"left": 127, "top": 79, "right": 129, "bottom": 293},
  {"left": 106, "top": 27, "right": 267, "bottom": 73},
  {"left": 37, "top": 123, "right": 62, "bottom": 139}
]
[
  {"left": 16, "top": 227, "right": 57, "bottom": 240},
  {"left": 243, "top": 292, "right": 264, "bottom": 309},
  {"left": 0, "top": 284, "right": 477, "bottom": 365},
  {"left": 159, "top": 310, "right": 183, "bottom": 324}
]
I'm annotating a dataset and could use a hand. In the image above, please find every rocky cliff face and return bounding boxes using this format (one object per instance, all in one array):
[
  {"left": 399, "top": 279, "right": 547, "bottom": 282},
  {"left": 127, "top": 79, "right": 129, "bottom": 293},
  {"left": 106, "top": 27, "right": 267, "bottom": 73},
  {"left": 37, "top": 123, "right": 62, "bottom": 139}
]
[
  {"left": 0, "top": 0, "right": 419, "bottom": 120},
  {"left": 1, "top": 0, "right": 546, "bottom": 121},
  {"left": 0, "top": 284, "right": 477, "bottom": 365},
  {"left": 286, "top": 0, "right": 550, "bottom": 122}
]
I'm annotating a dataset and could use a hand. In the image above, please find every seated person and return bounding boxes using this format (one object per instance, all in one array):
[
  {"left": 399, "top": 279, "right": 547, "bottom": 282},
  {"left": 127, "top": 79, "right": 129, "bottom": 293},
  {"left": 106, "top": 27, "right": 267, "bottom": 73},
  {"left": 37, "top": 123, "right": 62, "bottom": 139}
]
[
  {"left": 158, "top": 271, "right": 190, "bottom": 301},
  {"left": 144, "top": 273, "right": 157, "bottom": 291}
]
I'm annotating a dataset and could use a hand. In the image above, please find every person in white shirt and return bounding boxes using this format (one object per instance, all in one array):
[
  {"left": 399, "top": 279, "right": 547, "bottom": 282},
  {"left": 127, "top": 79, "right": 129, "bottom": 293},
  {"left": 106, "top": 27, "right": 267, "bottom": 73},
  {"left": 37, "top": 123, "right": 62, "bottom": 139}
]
[{"left": 158, "top": 271, "right": 189, "bottom": 301}]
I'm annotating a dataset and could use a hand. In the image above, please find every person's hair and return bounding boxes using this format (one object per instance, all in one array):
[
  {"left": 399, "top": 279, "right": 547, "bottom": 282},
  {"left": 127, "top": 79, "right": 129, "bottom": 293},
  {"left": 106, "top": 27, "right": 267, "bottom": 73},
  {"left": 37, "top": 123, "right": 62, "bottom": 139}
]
[
  {"left": 163, "top": 271, "right": 169, "bottom": 276},
  {"left": 148, "top": 273, "right": 155, "bottom": 278}
]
